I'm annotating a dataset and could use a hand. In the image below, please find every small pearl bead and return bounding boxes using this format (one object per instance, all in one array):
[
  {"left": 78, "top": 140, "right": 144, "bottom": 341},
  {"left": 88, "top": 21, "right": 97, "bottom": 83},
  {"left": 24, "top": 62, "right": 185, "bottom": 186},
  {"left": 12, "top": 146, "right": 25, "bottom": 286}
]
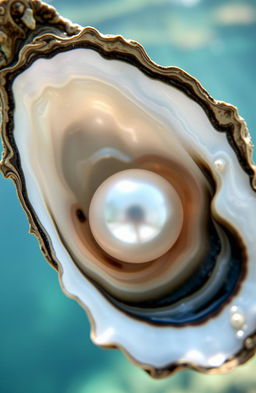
[
  {"left": 89, "top": 169, "right": 183, "bottom": 263},
  {"left": 230, "top": 312, "right": 245, "bottom": 330},
  {"left": 214, "top": 158, "right": 226, "bottom": 173}
]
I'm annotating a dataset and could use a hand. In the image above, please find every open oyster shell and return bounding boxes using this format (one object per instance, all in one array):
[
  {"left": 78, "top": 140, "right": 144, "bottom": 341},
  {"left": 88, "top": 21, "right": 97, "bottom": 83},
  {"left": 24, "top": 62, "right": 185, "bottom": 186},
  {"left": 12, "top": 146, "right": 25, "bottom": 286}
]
[{"left": 1, "top": 21, "right": 256, "bottom": 377}]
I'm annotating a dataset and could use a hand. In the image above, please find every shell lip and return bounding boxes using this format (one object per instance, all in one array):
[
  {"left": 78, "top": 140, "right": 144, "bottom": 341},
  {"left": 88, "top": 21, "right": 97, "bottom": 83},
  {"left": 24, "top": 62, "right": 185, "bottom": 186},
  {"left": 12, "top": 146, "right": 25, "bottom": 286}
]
[
  {"left": 62, "top": 275, "right": 256, "bottom": 379},
  {"left": 1, "top": 25, "right": 256, "bottom": 377}
]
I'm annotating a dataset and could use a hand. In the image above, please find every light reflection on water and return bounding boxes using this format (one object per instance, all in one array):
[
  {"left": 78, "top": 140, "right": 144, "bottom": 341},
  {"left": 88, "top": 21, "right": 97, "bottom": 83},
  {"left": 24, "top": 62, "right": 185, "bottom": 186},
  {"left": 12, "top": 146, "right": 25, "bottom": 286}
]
[{"left": 0, "top": 1, "right": 255, "bottom": 392}]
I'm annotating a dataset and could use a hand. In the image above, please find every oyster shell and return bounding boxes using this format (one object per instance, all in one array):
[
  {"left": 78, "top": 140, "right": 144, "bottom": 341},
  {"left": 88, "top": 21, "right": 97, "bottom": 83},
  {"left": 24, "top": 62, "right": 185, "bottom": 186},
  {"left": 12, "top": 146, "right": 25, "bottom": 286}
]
[{"left": 1, "top": 24, "right": 256, "bottom": 377}]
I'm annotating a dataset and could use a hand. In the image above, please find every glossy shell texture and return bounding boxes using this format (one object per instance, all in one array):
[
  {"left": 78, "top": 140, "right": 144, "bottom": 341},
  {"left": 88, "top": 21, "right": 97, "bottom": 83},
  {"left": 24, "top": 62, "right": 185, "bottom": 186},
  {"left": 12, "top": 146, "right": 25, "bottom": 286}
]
[{"left": 1, "top": 27, "right": 256, "bottom": 378}]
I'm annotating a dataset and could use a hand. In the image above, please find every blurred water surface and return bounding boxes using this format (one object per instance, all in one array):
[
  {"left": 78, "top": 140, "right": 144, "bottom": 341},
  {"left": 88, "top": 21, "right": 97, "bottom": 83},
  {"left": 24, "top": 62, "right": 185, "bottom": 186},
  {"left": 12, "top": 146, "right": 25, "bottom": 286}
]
[{"left": 0, "top": 1, "right": 256, "bottom": 392}]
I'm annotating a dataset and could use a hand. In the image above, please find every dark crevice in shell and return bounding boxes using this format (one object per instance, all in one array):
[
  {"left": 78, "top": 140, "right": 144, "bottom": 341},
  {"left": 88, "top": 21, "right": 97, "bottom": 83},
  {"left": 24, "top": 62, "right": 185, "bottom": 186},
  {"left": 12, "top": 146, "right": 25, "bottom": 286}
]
[{"left": 76, "top": 208, "right": 86, "bottom": 223}]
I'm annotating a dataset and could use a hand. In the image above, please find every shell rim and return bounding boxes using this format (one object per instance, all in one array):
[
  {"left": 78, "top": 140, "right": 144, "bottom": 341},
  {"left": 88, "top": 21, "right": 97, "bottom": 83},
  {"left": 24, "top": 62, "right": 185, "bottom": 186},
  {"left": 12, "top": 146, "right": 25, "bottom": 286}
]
[{"left": 0, "top": 26, "right": 256, "bottom": 377}]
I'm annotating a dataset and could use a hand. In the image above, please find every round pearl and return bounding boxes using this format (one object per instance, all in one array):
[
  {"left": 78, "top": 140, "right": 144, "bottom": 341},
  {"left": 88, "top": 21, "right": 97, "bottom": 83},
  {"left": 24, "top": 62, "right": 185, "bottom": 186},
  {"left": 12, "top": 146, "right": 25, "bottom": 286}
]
[
  {"left": 231, "top": 312, "right": 245, "bottom": 330},
  {"left": 89, "top": 169, "right": 183, "bottom": 263}
]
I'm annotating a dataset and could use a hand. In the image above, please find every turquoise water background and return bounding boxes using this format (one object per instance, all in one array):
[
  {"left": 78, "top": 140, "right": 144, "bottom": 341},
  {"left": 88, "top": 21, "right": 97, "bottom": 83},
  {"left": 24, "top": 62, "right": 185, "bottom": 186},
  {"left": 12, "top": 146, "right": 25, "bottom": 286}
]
[{"left": 0, "top": 0, "right": 256, "bottom": 392}]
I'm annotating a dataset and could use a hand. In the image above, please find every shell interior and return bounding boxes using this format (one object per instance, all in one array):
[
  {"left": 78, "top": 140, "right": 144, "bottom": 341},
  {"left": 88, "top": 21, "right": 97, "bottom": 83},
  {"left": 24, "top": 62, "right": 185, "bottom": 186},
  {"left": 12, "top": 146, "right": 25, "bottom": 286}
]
[{"left": 2, "top": 32, "right": 256, "bottom": 376}]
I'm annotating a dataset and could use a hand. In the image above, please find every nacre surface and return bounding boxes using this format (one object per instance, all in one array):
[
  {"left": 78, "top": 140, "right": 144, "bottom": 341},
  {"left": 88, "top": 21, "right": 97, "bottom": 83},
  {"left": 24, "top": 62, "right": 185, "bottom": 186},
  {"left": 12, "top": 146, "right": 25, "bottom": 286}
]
[{"left": 1, "top": 28, "right": 256, "bottom": 377}]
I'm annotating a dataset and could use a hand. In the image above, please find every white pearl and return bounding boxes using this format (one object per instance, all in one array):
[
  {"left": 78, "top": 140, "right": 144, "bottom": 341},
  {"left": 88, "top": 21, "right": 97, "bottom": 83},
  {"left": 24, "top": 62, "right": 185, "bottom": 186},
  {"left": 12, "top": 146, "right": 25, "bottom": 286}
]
[
  {"left": 230, "top": 312, "right": 246, "bottom": 330},
  {"left": 214, "top": 158, "right": 226, "bottom": 172},
  {"left": 89, "top": 169, "right": 183, "bottom": 263}
]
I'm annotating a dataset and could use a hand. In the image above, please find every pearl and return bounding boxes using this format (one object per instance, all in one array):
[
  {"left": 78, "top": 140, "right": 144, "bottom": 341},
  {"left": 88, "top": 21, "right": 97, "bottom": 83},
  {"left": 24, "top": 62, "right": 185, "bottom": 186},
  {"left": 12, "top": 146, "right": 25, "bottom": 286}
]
[
  {"left": 230, "top": 312, "right": 246, "bottom": 330},
  {"left": 214, "top": 158, "right": 226, "bottom": 172},
  {"left": 89, "top": 169, "right": 183, "bottom": 263}
]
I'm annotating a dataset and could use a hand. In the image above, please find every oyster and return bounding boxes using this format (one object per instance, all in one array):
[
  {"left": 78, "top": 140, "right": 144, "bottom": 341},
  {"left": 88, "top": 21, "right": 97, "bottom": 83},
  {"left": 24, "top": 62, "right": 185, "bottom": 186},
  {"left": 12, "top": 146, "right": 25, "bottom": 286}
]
[{"left": 1, "top": 3, "right": 256, "bottom": 378}]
